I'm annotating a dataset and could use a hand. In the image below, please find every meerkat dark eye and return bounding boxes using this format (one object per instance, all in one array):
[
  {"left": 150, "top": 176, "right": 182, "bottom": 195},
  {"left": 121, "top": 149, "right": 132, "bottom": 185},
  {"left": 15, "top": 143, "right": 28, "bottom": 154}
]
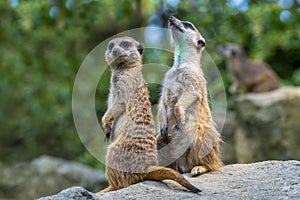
[
  {"left": 108, "top": 43, "right": 114, "bottom": 51},
  {"left": 120, "top": 41, "right": 132, "bottom": 49},
  {"left": 137, "top": 44, "right": 143, "bottom": 55},
  {"left": 197, "top": 39, "right": 206, "bottom": 47},
  {"left": 183, "top": 22, "right": 195, "bottom": 30}
]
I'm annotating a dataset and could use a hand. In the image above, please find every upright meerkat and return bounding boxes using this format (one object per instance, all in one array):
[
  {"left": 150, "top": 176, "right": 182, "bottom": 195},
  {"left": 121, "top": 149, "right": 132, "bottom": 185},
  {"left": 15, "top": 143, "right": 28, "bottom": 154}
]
[
  {"left": 99, "top": 36, "right": 201, "bottom": 193},
  {"left": 157, "top": 16, "right": 223, "bottom": 176},
  {"left": 217, "top": 44, "right": 279, "bottom": 94}
]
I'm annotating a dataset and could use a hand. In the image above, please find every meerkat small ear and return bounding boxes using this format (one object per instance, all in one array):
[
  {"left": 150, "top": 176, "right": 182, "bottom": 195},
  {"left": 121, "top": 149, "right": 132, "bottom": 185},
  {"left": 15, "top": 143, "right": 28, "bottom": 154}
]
[
  {"left": 197, "top": 39, "right": 206, "bottom": 48},
  {"left": 137, "top": 44, "right": 144, "bottom": 55}
]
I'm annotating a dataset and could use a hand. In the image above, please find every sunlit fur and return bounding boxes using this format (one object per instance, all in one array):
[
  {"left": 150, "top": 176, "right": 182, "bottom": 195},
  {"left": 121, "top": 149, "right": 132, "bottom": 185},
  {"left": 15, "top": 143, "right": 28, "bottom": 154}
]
[
  {"left": 157, "top": 16, "right": 223, "bottom": 177},
  {"left": 98, "top": 36, "right": 201, "bottom": 193}
]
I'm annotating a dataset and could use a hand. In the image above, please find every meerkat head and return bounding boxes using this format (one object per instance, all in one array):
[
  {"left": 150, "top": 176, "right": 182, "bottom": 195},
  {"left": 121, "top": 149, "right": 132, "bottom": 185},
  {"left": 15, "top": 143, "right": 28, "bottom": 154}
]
[
  {"left": 216, "top": 44, "right": 246, "bottom": 59},
  {"left": 105, "top": 36, "right": 144, "bottom": 69},
  {"left": 168, "top": 16, "right": 206, "bottom": 54}
]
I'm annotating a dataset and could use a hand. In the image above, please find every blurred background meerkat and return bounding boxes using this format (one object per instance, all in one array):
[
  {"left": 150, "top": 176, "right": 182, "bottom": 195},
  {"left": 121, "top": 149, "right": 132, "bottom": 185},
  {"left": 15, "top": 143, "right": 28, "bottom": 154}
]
[{"left": 217, "top": 44, "right": 279, "bottom": 94}]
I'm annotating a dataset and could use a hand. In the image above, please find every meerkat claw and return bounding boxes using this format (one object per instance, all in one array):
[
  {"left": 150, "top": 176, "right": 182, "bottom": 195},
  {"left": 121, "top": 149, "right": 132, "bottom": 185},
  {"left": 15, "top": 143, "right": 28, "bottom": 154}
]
[
  {"left": 161, "top": 124, "right": 168, "bottom": 135},
  {"left": 160, "top": 124, "right": 169, "bottom": 143},
  {"left": 104, "top": 128, "right": 111, "bottom": 142}
]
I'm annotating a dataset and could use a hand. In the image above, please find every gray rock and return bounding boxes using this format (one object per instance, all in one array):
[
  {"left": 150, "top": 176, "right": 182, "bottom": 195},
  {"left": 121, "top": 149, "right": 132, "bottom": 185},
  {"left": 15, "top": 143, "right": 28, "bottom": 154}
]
[
  {"left": 0, "top": 155, "right": 107, "bottom": 200},
  {"left": 38, "top": 160, "right": 300, "bottom": 200},
  {"left": 234, "top": 87, "right": 300, "bottom": 163},
  {"left": 32, "top": 155, "right": 107, "bottom": 190},
  {"left": 214, "top": 110, "right": 237, "bottom": 164},
  {"left": 37, "top": 186, "right": 98, "bottom": 200}
]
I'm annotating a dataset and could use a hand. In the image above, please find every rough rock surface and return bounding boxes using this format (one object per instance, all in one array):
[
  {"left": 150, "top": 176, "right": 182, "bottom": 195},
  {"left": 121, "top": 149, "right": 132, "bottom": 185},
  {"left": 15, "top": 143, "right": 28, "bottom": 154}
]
[
  {"left": 38, "top": 160, "right": 300, "bottom": 200},
  {"left": 214, "top": 110, "right": 237, "bottom": 164},
  {"left": 0, "top": 155, "right": 107, "bottom": 200},
  {"left": 234, "top": 87, "right": 300, "bottom": 163}
]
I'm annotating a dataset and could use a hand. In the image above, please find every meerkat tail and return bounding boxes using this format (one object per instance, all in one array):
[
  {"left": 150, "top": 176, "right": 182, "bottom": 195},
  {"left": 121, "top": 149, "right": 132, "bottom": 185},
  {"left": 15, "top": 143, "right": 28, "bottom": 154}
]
[
  {"left": 96, "top": 185, "right": 116, "bottom": 194},
  {"left": 146, "top": 166, "right": 201, "bottom": 193}
]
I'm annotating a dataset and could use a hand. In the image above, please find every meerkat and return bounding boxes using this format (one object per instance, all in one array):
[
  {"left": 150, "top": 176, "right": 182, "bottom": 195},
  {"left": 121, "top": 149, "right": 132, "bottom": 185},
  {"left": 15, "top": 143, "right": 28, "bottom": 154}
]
[
  {"left": 217, "top": 44, "right": 279, "bottom": 94},
  {"left": 157, "top": 16, "right": 223, "bottom": 177},
  {"left": 98, "top": 36, "right": 201, "bottom": 193}
]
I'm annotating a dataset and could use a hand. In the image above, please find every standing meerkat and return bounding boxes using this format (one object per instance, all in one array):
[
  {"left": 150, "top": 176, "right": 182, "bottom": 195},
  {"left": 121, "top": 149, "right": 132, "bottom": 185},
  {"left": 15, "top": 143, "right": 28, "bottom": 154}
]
[
  {"left": 99, "top": 36, "right": 201, "bottom": 193},
  {"left": 217, "top": 44, "right": 279, "bottom": 94},
  {"left": 157, "top": 16, "right": 223, "bottom": 176}
]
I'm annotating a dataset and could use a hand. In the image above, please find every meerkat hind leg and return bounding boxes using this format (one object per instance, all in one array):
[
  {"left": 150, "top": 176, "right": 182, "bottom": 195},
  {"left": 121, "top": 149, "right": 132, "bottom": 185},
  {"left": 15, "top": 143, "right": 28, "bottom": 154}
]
[{"left": 191, "top": 165, "right": 209, "bottom": 177}]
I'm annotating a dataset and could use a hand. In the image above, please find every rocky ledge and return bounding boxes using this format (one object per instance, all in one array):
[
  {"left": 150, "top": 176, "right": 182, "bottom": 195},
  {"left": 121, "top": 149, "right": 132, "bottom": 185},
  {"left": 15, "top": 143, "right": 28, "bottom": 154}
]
[{"left": 38, "top": 160, "right": 300, "bottom": 200}]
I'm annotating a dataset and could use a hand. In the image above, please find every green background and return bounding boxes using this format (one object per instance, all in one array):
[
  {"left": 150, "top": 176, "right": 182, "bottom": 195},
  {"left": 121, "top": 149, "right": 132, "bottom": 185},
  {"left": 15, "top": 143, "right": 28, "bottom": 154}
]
[{"left": 0, "top": 0, "right": 299, "bottom": 168}]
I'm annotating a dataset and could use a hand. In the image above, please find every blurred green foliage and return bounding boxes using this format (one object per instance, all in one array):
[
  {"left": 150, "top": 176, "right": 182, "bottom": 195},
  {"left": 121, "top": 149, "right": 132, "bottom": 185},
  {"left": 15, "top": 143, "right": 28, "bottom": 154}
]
[{"left": 0, "top": 0, "right": 299, "bottom": 167}]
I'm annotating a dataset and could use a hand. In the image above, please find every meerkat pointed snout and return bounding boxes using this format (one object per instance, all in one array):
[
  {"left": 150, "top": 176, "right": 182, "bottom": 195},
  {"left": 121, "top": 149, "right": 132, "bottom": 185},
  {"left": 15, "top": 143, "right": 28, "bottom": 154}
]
[
  {"left": 168, "top": 16, "right": 206, "bottom": 52},
  {"left": 216, "top": 44, "right": 246, "bottom": 59}
]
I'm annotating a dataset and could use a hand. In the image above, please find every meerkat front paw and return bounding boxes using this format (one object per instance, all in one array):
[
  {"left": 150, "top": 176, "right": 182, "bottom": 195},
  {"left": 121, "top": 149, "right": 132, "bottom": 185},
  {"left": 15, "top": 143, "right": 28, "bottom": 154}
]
[
  {"left": 191, "top": 166, "right": 209, "bottom": 177},
  {"left": 161, "top": 124, "right": 168, "bottom": 135},
  {"left": 104, "top": 127, "right": 111, "bottom": 142},
  {"left": 102, "top": 115, "right": 112, "bottom": 141},
  {"left": 174, "top": 103, "right": 185, "bottom": 127},
  {"left": 103, "top": 124, "right": 112, "bottom": 141},
  {"left": 160, "top": 124, "right": 169, "bottom": 143}
]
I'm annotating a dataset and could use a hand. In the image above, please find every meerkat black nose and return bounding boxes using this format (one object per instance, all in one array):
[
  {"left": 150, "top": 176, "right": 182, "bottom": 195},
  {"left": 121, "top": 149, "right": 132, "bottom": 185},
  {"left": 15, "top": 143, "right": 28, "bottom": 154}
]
[{"left": 112, "top": 49, "right": 120, "bottom": 56}]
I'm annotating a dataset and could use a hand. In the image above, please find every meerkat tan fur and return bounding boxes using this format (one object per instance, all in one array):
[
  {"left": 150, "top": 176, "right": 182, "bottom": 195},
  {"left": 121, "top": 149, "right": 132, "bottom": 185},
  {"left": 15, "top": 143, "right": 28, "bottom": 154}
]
[
  {"left": 157, "top": 16, "right": 223, "bottom": 177},
  {"left": 98, "top": 36, "right": 201, "bottom": 193},
  {"left": 217, "top": 44, "right": 279, "bottom": 94}
]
